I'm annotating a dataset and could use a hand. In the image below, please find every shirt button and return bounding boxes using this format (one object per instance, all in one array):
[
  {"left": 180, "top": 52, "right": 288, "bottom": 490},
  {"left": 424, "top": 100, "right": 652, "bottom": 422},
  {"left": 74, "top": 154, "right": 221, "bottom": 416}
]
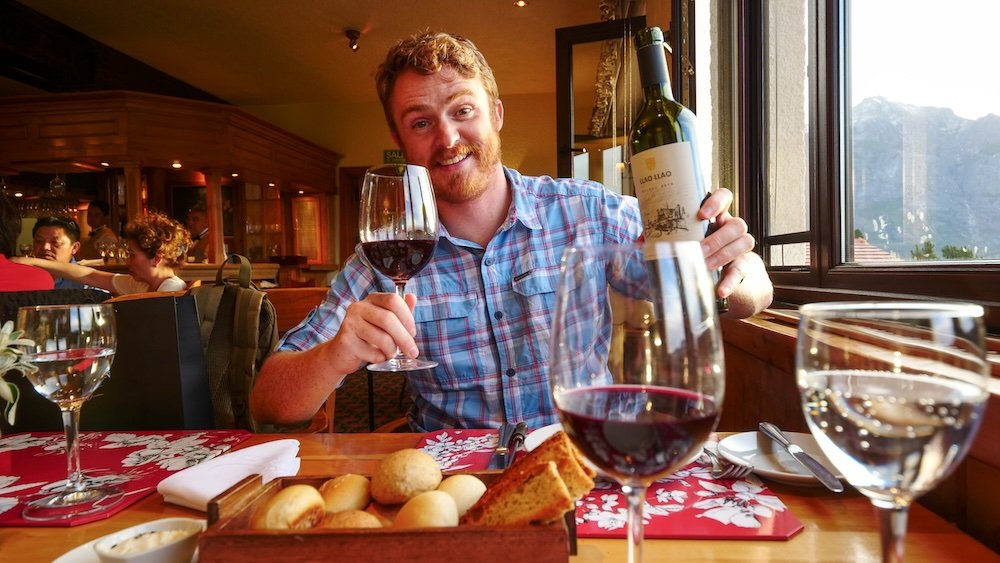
[
  {"left": 494, "top": 311, "right": 503, "bottom": 320},
  {"left": 484, "top": 257, "right": 494, "bottom": 266},
  {"left": 506, "top": 368, "right": 516, "bottom": 378}
]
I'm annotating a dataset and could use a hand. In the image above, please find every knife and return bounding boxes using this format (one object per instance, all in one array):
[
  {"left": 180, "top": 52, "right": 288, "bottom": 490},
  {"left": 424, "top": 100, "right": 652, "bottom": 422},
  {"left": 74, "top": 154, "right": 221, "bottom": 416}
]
[
  {"left": 487, "top": 423, "right": 515, "bottom": 470},
  {"left": 504, "top": 422, "right": 528, "bottom": 468},
  {"left": 758, "top": 422, "right": 845, "bottom": 493}
]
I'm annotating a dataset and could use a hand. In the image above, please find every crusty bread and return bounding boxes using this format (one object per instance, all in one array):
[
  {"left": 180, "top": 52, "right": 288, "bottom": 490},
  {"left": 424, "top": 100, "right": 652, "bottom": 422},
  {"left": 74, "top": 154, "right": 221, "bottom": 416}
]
[
  {"left": 316, "top": 509, "right": 383, "bottom": 529},
  {"left": 394, "top": 490, "right": 460, "bottom": 529},
  {"left": 250, "top": 484, "right": 325, "bottom": 530},
  {"left": 436, "top": 474, "right": 486, "bottom": 517},
  {"left": 459, "top": 430, "right": 595, "bottom": 527},
  {"left": 319, "top": 473, "right": 371, "bottom": 513},
  {"left": 460, "top": 460, "right": 574, "bottom": 526},
  {"left": 516, "top": 430, "right": 596, "bottom": 499}
]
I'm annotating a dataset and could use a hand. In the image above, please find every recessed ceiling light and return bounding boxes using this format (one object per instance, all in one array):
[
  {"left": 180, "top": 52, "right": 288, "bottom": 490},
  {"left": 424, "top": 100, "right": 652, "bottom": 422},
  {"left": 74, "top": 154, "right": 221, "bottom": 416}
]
[
  {"left": 513, "top": 0, "right": 528, "bottom": 7},
  {"left": 13, "top": 191, "right": 23, "bottom": 198},
  {"left": 267, "top": 182, "right": 275, "bottom": 187},
  {"left": 231, "top": 172, "right": 239, "bottom": 178},
  {"left": 297, "top": 190, "right": 305, "bottom": 194},
  {"left": 171, "top": 160, "right": 182, "bottom": 169},
  {"left": 100, "top": 162, "right": 110, "bottom": 167}
]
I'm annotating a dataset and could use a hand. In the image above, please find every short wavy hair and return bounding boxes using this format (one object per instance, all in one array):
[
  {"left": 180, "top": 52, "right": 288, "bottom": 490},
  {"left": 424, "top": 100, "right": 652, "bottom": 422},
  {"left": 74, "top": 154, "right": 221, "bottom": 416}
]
[
  {"left": 375, "top": 31, "right": 499, "bottom": 134},
  {"left": 124, "top": 211, "right": 191, "bottom": 268}
]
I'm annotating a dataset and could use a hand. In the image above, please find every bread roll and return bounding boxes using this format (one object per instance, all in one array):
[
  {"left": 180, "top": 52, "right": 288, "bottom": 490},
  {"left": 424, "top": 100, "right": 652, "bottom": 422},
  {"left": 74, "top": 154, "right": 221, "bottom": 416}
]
[
  {"left": 371, "top": 448, "right": 442, "bottom": 505},
  {"left": 251, "top": 484, "right": 325, "bottom": 530},
  {"left": 436, "top": 474, "right": 486, "bottom": 517},
  {"left": 316, "top": 509, "right": 383, "bottom": 529},
  {"left": 393, "top": 490, "right": 459, "bottom": 529},
  {"left": 319, "top": 474, "right": 371, "bottom": 513}
]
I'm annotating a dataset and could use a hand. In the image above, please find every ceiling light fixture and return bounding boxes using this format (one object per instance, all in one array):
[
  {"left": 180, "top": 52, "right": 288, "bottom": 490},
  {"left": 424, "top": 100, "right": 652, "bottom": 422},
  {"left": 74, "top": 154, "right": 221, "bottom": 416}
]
[
  {"left": 171, "top": 160, "right": 182, "bottom": 169},
  {"left": 513, "top": 0, "right": 528, "bottom": 7},
  {"left": 346, "top": 28, "right": 360, "bottom": 51},
  {"left": 231, "top": 172, "right": 239, "bottom": 178}
]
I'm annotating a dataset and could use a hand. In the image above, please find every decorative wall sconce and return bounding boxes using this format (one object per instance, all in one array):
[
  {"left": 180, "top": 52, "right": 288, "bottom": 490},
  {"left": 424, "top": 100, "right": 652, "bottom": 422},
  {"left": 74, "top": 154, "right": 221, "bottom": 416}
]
[{"left": 346, "top": 28, "right": 360, "bottom": 52}]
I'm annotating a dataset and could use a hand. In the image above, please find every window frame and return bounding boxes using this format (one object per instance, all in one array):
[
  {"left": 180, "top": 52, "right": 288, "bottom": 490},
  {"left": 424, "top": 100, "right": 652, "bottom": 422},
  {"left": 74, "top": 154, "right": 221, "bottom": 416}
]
[{"left": 737, "top": 0, "right": 1000, "bottom": 330}]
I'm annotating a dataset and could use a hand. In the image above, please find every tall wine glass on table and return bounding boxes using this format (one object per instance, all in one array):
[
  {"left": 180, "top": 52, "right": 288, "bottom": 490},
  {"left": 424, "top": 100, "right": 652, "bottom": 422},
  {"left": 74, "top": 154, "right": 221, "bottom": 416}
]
[
  {"left": 16, "top": 303, "right": 123, "bottom": 521},
  {"left": 796, "top": 302, "right": 990, "bottom": 563},
  {"left": 359, "top": 164, "right": 440, "bottom": 372},
  {"left": 549, "top": 242, "right": 725, "bottom": 563}
]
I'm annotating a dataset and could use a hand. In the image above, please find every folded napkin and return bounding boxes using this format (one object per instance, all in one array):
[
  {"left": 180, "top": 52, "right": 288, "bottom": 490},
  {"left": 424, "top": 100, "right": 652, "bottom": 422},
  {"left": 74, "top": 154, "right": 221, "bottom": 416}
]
[{"left": 157, "top": 439, "right": 301, "bottom": 511}]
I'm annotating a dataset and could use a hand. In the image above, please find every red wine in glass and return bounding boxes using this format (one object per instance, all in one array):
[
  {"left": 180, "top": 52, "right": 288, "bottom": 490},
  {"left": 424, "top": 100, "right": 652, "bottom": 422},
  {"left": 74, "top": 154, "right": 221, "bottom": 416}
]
[
  {"left": 359, "top": 164, "right": 440, "bottom": 372},
  {"left": 557, "top": 385, "right": 718, "bottom": 481}
]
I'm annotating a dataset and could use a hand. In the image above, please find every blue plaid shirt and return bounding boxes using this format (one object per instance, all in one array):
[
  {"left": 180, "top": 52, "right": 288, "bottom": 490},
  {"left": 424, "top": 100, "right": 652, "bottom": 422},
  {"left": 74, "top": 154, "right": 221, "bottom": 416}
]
[{"left": 278, "top": 167, "right": 642, "bottom": 431}]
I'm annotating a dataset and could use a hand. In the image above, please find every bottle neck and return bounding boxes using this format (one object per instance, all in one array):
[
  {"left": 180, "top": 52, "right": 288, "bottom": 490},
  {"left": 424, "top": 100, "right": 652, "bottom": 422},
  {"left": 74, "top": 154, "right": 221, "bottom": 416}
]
[{"left": 637, "top": 44, "right": 675, "bottom": 102}]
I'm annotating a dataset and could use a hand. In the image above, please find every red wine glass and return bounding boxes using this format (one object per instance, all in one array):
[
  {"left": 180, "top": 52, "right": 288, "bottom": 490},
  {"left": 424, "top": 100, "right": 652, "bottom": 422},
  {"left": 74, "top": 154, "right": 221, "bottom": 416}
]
[
  {"left": 359, "top": 164, "right": 440, "bottom": 372},
  {"left": 549, "top": 241, "right": 725, "bottom": 563}
]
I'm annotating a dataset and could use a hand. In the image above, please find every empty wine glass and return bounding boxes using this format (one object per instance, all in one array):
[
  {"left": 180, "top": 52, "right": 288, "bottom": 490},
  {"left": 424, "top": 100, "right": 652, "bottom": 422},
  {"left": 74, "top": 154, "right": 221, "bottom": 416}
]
[
  {"left": 359, "top": 164, "right": 440, "bottom": 371},
  {"left": 549, "top": 241, "right": 725, "bottom": 563},
  {"left": 16, "top": 303, "right": 123, "bottom": 521},
  {"left": 796, "top": 302, "right": 990, "bottom": 562}
]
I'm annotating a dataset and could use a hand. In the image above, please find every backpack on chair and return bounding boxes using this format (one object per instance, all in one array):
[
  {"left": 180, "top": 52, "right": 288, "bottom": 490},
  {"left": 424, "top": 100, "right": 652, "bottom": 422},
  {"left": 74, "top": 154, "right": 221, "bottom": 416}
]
[{"left": 188, "top": 254, "right": 278, "bottom": 431}]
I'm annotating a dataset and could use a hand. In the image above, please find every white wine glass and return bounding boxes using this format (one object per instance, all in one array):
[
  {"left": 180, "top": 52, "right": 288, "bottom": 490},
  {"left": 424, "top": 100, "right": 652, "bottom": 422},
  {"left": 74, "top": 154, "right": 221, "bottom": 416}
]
[
  {"left": 796, "top": 302, "right": 990, "bottom": 563},
  {"left": 359, "top": 164, "right": 440, "bottom": 372},
  {"left": 16, "top": 303, "right": 123, "bottom": 521},
  {"left": 549, "top": 241, "right": 725, "bottom": 563}
]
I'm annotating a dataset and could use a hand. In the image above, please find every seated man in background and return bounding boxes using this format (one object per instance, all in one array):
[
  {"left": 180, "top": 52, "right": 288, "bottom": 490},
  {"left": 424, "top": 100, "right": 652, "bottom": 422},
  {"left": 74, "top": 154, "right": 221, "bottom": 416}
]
[
  {"left": 32, "top": 216, "right": 86, "bottom": 290},
  {"left": 16, "top": 212, "right": 191, "bottom": 295},
  {"left": 77, "top": 200, "right": 119, "bottom": 261},
  {"left": 185, "top": 207, "right": 212, "bottom": 263},
  {"left": 251, "top": 31, "right": 773, "bottom": 432}
]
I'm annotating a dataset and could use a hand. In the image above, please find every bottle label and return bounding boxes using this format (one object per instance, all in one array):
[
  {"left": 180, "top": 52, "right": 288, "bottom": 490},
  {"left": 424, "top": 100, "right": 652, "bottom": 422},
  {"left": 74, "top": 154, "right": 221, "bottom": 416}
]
[{"left": 630, "top": 142, "right": 706, "bottom": 243}]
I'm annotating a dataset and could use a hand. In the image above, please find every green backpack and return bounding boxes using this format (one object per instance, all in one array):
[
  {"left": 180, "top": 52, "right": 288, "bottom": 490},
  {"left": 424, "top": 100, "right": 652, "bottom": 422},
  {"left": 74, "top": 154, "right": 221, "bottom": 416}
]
[{"left": 188, "top": 254, "right": 278, "bottom": 431}]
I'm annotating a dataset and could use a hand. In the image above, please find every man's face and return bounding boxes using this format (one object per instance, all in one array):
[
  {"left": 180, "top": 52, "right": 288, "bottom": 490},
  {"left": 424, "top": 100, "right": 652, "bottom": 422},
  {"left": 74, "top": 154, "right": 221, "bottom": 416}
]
[
  {"left": 388, "top": 67, "right": 504, "bottom": 204},
  {"left": 186, "top": 211, "right": 207, "bottom": 234},
  {"left": 33, "top": 225, "right": 79, "bottom": 263},
  {"left": 86, "top": 206, "right": 107, "bottom": 229}
]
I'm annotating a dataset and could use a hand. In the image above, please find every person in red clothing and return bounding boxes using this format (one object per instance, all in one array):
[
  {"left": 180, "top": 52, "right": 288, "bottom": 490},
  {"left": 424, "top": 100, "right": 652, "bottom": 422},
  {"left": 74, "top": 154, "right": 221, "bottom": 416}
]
[{"left": 0, "top": 195, "right": 54, "bottom": 291}]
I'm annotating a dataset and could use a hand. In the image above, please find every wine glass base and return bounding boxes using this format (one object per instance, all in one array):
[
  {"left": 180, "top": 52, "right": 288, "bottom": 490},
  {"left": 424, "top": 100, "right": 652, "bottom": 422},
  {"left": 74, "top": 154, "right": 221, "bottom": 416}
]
[
  {"left": 367, "top": 357, "right": 438, "bottom": 372},
  {"left": 21, "top": 485, "right": 125, "bottom": 521}
]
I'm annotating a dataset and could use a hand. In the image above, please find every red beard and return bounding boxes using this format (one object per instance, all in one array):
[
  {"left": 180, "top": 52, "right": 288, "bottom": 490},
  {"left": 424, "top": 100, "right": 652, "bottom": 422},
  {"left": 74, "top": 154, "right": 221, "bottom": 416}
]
[{"left": 429, "top": 132, "right": 502, "bottom": 204}]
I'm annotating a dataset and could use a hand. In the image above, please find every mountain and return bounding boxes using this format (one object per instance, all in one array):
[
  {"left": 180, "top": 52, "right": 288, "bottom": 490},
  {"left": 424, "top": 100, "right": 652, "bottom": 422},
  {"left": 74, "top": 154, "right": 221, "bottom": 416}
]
[{"left": 851, "top": 96, "right": 1000, "bottom": 259}]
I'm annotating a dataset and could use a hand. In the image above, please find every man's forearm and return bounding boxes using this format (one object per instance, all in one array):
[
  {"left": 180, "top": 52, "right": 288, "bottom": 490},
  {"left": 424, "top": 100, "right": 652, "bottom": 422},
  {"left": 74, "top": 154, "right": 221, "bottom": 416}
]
[{"left": 250, "top": 345, "right": 352, "bottom": 426}]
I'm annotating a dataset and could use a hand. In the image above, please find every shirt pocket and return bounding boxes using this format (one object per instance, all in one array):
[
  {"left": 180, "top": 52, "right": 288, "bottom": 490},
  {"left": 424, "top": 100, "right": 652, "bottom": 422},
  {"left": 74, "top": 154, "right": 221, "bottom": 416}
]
[{"left": 412, "top": 293, "right": 483, "bottom": 389}]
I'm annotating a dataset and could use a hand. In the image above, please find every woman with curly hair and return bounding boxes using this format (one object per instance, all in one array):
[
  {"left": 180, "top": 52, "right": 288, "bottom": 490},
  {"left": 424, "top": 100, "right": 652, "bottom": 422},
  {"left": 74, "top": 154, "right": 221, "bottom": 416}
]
[{"left": 14, "top": 211, "right": 192, "bottom": 295}]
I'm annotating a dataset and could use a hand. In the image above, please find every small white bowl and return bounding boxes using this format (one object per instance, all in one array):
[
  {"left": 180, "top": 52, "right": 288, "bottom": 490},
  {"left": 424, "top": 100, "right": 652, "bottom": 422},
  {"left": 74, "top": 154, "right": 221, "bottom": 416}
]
[{"left": 92, "top": 517, "right": 204, "bottom": 563}]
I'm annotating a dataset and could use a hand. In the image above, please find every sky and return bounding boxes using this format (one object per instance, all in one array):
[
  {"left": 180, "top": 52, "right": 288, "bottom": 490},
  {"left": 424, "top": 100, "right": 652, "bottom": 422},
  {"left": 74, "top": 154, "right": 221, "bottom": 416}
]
[{"left": 851, "top": 0, "right": 1000, "bottom": 120}]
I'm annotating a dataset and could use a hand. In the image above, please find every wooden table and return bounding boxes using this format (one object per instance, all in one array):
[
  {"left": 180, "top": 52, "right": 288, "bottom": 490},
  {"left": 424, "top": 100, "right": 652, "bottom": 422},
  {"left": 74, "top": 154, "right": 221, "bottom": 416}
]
[{"left": 3, "top": 433, "right": 997, "bottom": 562}]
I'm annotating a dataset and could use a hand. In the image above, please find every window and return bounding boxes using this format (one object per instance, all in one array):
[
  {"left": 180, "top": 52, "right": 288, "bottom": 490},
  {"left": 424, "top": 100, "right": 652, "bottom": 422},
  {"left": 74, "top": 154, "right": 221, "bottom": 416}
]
[{"left": 711, "top": 0, "right": 1000, "bottom": 328}]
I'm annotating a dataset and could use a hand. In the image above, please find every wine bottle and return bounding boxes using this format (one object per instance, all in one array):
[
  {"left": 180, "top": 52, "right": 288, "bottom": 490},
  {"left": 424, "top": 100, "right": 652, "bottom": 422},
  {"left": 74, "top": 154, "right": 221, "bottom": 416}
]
[{"left": 629, "top": 26, "right": 728, "bottom": 311}]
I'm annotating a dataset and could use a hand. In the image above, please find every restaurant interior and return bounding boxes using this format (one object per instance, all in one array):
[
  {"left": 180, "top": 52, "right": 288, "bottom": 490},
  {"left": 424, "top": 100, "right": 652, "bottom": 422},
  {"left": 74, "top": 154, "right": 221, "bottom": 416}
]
[{"left": 1, "top": 0, "right": 998, "bottom": 561}]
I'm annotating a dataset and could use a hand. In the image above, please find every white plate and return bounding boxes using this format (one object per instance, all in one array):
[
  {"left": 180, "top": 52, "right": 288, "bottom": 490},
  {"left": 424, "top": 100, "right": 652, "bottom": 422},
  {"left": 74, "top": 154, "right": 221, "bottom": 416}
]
[
  {"left": 53, "top": 517, "right": 205, "bottom": 563},
  {"left": 718, "top": 431, "right": 844, "bottom": 486}
]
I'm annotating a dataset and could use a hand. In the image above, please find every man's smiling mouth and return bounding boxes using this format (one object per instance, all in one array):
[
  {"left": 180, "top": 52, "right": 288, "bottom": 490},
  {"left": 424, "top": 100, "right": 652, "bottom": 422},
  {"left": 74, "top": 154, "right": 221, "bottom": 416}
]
[{"left": 438, "top": 152, "right": 469, "bottom": 167}]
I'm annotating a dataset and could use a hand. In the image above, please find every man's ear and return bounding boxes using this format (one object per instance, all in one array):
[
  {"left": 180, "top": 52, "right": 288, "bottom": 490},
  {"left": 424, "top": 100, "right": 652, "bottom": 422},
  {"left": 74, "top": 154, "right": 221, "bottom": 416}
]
[
  {"left": 494, "top": 99, "right": 505, "bottom": 131},
  {"left": 70, "top": 241, "right": 81, "bottom": 256}
]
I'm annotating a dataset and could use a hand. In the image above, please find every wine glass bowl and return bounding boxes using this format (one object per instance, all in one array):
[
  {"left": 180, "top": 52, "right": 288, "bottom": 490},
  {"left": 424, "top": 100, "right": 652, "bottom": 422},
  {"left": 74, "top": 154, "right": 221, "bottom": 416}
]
[
  {"left": 16, "top": 303, "right": 123, "bottom": 521},
  {"left": 796, "top": 302, "right": 989, "bottom": 562},
  {"left": 549, "top": 241, "right": 725, "bottom": 562},
  {"left": 358, "top": 164, "right": 440, "bottom": 372}
]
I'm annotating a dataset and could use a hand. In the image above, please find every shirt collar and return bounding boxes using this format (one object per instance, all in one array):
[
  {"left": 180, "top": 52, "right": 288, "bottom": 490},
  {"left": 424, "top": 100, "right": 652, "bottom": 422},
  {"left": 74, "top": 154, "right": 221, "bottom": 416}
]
[{"left": 503, "top": 166, "right": 543, "bottom": 231}]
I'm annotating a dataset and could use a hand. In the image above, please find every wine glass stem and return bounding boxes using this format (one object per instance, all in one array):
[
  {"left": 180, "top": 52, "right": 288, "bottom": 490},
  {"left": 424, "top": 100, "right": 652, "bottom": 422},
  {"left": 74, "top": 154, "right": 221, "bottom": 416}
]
[
  {"left": 390, "top": 281, "right": 408, "bottom": 359},
  {"left": 61, "top": 406, "right": 85, "bottom": 493},
  {"left": 621, "top": 483, "right": 646, "bottom": 563},
  {"left": 877, "top": 505, "right": 908, "bottom": 563}
]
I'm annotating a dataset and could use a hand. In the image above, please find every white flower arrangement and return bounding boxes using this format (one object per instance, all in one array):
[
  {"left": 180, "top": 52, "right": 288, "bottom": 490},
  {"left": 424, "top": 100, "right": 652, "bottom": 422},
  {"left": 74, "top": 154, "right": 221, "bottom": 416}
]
[{"left": 0, "top": 320, "right": 36, "bottom": 429}]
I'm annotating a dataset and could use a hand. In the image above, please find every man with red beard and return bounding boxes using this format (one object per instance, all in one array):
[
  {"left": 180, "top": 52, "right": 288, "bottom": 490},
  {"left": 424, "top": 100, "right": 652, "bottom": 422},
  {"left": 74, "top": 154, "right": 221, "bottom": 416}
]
[{"left": 251, "top": 32, "right": 772, "bottom": 432}]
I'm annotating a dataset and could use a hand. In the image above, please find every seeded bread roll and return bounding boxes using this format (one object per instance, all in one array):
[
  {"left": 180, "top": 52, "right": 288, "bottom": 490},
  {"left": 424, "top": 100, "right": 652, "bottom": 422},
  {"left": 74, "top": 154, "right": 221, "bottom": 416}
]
[
  {"left": 436, "top": 474, "right": 486, "bottom": 517},
  {"left": 250, "top": 484, "right": 325, "bottom": 530},
  {"left": 316, "top": 509, "right": 383, "bottom": 529},
  {"left": 393, "top": 490, "right": 459, "bottom": 529},
  {"left": 319, "top": 474, "right": 371, "bottom": 513},
  {"left": 371, "top": 448, "right": 442, "bottom": 505}
]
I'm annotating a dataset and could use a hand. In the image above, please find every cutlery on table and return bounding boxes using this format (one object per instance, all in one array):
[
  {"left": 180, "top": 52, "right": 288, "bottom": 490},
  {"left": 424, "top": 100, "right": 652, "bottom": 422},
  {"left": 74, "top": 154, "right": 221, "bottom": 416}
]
[
  {"left": 702, "top": 446, "right": 754, "bottom": 479},
  {"left": 487, "top": 422, "right": 516, "bottom": 470},
  {"left": 759, "top": 422, "right": 845, "bottom": 493},
  {"left": 505, "top": 422, "right": 528, "bottom": 468}
]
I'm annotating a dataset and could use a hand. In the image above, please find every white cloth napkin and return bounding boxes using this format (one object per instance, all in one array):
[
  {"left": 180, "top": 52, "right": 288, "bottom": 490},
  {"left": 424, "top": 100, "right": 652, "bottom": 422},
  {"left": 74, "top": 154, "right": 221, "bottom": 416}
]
[{"left": 157, "top": 439, "right": 301, "bottom": 511}]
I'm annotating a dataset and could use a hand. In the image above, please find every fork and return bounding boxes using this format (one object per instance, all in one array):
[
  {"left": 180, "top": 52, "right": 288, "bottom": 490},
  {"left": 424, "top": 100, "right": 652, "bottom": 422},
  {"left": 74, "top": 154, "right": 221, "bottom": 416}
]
[{"left": 703, "top": 446, "right": 754, "bottom": 479}]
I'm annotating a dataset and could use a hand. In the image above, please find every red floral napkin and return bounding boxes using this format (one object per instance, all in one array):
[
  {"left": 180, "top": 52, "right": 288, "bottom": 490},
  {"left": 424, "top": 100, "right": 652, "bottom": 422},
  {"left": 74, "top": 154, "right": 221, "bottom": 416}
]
[
  {"left": 418, "top": 430, "right": 803, "bottom": 540},
  {"left": 0, "top": 430, "right": 251, "bottom": 527}
]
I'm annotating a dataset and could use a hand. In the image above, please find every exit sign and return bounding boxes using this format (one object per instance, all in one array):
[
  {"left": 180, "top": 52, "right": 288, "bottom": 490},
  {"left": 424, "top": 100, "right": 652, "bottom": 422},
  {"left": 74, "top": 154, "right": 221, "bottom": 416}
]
[{"left": 383, "top": 150, "right": 405, "bottom": 164}]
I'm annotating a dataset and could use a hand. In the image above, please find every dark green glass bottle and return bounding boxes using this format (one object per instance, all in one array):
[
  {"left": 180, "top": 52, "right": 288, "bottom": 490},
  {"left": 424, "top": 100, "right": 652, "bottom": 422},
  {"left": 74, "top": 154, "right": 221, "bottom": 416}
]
[{"left": 630, "top": 26, "right": 727, "bottom": 311}]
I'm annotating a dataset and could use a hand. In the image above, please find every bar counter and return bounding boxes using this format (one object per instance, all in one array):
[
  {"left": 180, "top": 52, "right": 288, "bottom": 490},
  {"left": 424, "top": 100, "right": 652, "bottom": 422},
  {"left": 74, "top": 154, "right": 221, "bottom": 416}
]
[
  {"left": 3, "top": 433, "right": 997, "bottom": 562},
  {"left": 88, "top": 261, "right": 280, "bottom": 284}
]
